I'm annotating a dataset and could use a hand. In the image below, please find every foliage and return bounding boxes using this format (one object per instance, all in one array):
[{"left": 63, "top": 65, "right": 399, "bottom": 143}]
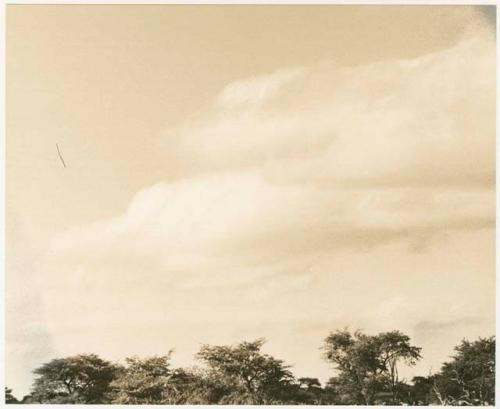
[
  {"left": 13, "top": 332, "right": 494, "bottom": 405},
  {"left": 110, "top": 354, "right": 237, "bottom": 404},
  {"left": 322, "top": 329, "right": 421, "bottom": 404},
  {"left": 405, "top": 375, "right": 435, "bottom": 405},
  {"left": 431, "top": 336, "right": 495, "bottom": 405},
  {"left": 196, "top": 338, "right": 295, "bottom": 404},
  {"left": 110, "top": 354, "right": 172, "bottom": 404},
  {"left": 291, "top": 378, "right": 332, "bottom": 404},
  {"left": 5, "top": 387, "right": 19, "bottom": 404},
  {"left": 164, "top": 367, "right": 229, "bottom": 404},
  {"left": 30, "top": 354, "right": 118, "bottom": 404}
]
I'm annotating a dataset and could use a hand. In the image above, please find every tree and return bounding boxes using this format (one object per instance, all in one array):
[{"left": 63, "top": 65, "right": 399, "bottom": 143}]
[
  {"left": 165, "top": 367, "right": 227, "bottom": 404},
  {"left": 110, "top": 354, "right": 173, "bottom": 404},
  {"left": 292, "top": 377, "right": 334, "bottom": 404},
  {"left": 432, "top": 336, "right": 495, "bottom": 405},
  {"left": 405, "top": 375, "right": 435, "bottom": 405},
  {"left": 20, "top": 394, "right": 36, "bottom": 404},
  {"left": 31, "top": 354, "right": 118, "bottom": 404},
  {"left": 322, "top": 329, "right": 421, "bottom": 405},
  {"left": 5, "top": 387, "right": 19, "bottom": 404},
  {"left": 18, "top": 333, "right": 494, "bottom": 405},
  {"left": 196, "top": 338, "right": 296, "bottom": 404},
  {"left": 109, "top": 355, "right": 213, "bottom": 404},
  {"left": 297, "top": 377, "right": 321, "bottom": 390},
  {"left": 378, "top": 331, "right": 422, "bottom": 403}
]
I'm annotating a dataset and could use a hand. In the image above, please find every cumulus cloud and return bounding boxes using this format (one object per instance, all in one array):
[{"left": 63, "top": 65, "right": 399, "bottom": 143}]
[
  {"left": 37, "top": 26, "right": 495, "bottom": 379},
  {"left": 47, "top": 26, "right": 494, "bottom": 285},
  {"left": 49, "top": 172, "right": 493, "bottom": 291},
  {"left": 173, "top": 32, "right": 494, "bottom": 189}
]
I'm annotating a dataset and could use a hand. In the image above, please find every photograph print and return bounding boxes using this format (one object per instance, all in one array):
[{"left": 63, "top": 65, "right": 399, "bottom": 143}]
[{"left": 5, "top": 4, "right": 496, "bottom": 406}]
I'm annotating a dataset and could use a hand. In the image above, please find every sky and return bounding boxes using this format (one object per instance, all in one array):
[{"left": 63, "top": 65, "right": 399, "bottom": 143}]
[{"left": 6, "top": 5, "right": 496, "bottom": 397}]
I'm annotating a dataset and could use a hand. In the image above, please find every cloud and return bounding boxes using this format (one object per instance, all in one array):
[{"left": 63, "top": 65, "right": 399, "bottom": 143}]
[
  {"left": 215, "top": 67, "right": 306, "bottom": 109},
  {"left": 36, "top": 26, "right": 495, "bottom": 382},
  {"left": 172, "top": 31, "right": 494, "bottom": 189},
  {"left": 43, "top": 25, "right": 495, "bottom": 302},
  {"left": 50, "top": 172, "right": 493, "bottom": 280}
]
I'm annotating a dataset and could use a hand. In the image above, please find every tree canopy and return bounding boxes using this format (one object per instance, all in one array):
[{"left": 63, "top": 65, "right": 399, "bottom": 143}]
[
  {"left": 432, "top": 336, "right": 495, "bottom": 405},
  {"left": 322, "top": 329, "right": 422, "bottom": 404},
  {"left": 30, "top": 354, "right": 118, "bottom": 404},
  {"left": 196, "top": 338, "right": 295, "bottom": 404},
  {"left": 110, "top": 354, "right": 172, "bottom": 404},
  {"left": 7, "top": 331, "right": 493, "bottom": 405}
]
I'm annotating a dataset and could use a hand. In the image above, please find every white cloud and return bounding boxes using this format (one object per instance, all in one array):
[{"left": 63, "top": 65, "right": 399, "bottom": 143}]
[
  {"left": 215, "top": 67, "right": 306, "bottom": 108},
  {"left": 36, "top": 27, "right": 495, "bottom": 384},
  {"left": 173, "top": 33, "right": 494, "bottom": 189},
  {"left": 50, "top": 172, "right": 493, "bottom": 275}
]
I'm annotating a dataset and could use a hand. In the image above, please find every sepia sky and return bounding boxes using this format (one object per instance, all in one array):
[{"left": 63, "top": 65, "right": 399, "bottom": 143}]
[{"left": 6, "top": 5, "right": 496, "bottom": 397}]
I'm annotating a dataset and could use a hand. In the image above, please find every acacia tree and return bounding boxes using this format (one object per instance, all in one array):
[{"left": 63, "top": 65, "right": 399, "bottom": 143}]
[
  {"left": 322, "top": 329, "right": 421, "bottom": 405},
  {"left": 196, "top": 338, "right": 296, "bottom": 404},
  {"left": 30, "top": 354, "right": 118, "bottom": 404},
  {"left": 432, "top": 336, "right": 495, "bottom": 406},
  {"left": 110, "top": 356, "right": 224, "bottom": 405},
  {"left": 165, "top": 367, "right": 232, "bottom": 404},
  {"left": 110, "top": 354, "right": 173, "bottom": 404},
  {"left": 378, "top": 331, "right": 422, "bottom": 403}
]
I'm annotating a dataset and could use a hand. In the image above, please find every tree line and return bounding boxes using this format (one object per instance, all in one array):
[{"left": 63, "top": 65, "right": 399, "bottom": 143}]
[{"left": 5, "top": 329, "right": 495, "bottom": 405}]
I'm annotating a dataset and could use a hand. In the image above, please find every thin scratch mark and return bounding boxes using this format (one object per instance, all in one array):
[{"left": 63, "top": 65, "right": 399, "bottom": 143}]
[{"left": 56, "top": 143, "right": 66, "bottom": 168}]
